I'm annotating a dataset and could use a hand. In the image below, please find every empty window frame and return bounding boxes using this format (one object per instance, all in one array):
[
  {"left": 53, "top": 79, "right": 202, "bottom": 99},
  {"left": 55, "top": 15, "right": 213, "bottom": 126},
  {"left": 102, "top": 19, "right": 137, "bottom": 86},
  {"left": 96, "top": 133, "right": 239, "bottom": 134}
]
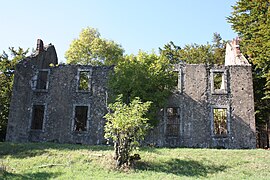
[
  {"left": 211, "top": 69, "right": 227, "bottom": 94},
  {"left": 166, "top": 107, "right": 180, "bottom": 137},
  {"left": 73, "top": 106, "right": 88, "bottom": 132},
  {"left": 173, "top": 71, "right": 179, "bottom": 90},
  {"left": 36, "top": 70, "right": 49, "bottom": 90},
  {"left": 213, "top": 108, "right": 228, "bottom": 136},
  {"left": 213, "top": 72, "right": 223, "bottom": 90},
  {"left": 31, "top": 105, "right": 45, "bottom": 130},
  {"left": 78, "top": 70, "right": 91, "bottom": 91},
  {"left": 173, "top": 68, "right": 183, "bottom": 93}
]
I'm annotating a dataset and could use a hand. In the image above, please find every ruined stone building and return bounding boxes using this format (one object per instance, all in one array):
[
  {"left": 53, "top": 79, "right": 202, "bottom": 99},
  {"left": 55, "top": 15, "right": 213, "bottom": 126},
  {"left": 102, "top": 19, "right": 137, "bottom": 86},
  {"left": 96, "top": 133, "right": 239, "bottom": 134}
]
[{"left": 6, "top": 39, "right": 256, "bottom": 148}]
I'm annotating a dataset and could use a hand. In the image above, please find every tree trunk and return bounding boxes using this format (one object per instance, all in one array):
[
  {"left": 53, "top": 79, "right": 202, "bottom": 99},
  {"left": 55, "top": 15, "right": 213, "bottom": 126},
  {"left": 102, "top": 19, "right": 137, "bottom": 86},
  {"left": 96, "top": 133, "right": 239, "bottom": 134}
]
[{"left": 114, "top": 136, "right": 130, "bottom": 167}]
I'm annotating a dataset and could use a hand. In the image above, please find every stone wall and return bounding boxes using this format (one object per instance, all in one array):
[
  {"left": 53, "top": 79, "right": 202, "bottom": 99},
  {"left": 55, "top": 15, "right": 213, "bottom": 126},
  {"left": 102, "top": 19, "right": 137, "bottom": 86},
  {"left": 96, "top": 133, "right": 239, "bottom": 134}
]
[
  {"left": 6, "top": 39, "right": 256, "bottom": 148},
  {"left": 145, "top": 63, "right": 256, "bottom": 148},
  {"left": 6, "top": 40, "right": 112, "bottom": 144}
]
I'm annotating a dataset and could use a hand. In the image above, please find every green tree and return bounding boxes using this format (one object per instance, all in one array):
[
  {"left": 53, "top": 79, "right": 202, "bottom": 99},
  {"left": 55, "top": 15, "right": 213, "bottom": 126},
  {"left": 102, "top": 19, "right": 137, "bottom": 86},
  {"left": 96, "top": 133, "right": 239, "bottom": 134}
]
[
  {"left": 179, "top": 43, "right": 214, "bottom": 64},
  {"left": 227, "top": 0, "right": 270, "bottom": 128},
  {"left": 212, "top": 32, "right": 227, "bottom": 65},
  {"left": 0, "top": 47, "right": 28, "bottom": 141},
  {"left": 160, "top": 33, "right": 227, "bottom": 65},
  {"left": 108, "top": 51, "right": 177, "bottom": 126},
  {"left": 104, "top": 95, "right": 151, "bottom": 168},
  {"left": 227, "top": 0, "right": 270, "bottom": 74},
  {"left": 65, "top": 27, "right": 124, "bottom": 65}
]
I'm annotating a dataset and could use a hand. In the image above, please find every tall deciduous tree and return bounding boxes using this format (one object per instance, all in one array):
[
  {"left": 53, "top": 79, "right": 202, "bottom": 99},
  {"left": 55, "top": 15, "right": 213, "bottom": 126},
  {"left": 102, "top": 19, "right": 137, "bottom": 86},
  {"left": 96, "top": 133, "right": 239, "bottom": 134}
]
[
  {"left": 65, "top": 27, "right": 124, "bottom": 65},
  {"left": 228, "top": 0, "right": 270, "bottom": 127},
  {"left": 0, "top": 47, "right": 28, "bottom": 141},
  {"left": 108, "top": 51, "right": 177, "bottom": 126}
]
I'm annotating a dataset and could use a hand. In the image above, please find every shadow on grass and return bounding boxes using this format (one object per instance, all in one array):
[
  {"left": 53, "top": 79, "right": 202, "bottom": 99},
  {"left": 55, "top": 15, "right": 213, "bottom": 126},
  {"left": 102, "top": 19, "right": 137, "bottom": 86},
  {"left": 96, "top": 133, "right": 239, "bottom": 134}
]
[
  {"left": 0, "top": 142, "right": 113, "bottom": 159},
  {"left": 1, "top": 171, "right": 62, "bottom": 180},
  {"left": 136, "top": 158, "right": 228, "bottom": 177}
]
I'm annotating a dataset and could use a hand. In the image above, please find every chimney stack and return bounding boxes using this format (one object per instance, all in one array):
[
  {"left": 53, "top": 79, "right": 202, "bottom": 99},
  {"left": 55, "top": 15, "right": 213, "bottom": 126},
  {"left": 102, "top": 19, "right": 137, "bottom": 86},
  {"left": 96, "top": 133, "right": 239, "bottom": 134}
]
[
  {"left": 232, "top": 37, "right": 241, "bottom": 57},
  {"left": 36, "top": 39, "right": 44, "bottom": 53}
]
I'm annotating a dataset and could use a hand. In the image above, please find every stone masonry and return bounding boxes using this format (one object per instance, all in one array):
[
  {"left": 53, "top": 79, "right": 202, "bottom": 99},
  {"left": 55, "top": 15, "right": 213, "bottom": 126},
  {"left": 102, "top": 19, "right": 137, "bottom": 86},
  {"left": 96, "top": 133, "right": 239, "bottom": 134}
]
[
  {"left": 6, "top": 39, "right": 256, "bottom": 148},
  {"left": 6, "top": 40, "right": 111, "bottom": 144}
]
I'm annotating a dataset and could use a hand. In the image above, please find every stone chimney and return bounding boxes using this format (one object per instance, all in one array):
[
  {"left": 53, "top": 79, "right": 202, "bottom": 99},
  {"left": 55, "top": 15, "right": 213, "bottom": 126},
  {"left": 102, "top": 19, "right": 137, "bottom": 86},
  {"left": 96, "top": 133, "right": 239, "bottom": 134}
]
[
  {"left": 231, "top": 37, "right": 241, "bottom": 57},
  {"left": 225, "top": 37, "right": 249, "bottom": 65},
  {"left": 36, "top": 39, "right": 44, "bottom": 53}
]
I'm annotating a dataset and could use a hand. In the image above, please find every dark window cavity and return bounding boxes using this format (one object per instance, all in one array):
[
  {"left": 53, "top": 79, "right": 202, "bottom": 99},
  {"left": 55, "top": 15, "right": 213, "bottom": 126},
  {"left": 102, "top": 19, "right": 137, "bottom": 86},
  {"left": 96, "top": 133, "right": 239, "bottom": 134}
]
[
  {"left": 213, "top": 108, "right": 227, "bottom": 136},
  {"left": 74, "top": 106, "right": 88, "bottom": 131},
  {"left": 166, "top": 107, "right": 180, "bottom": 137},
  {"left": 78, "top": 71, "right": 90, "bottom": 91},
  {"left": 36, "top": 70, "right": 49, "bottom": 90},
  {"left": 31, "top": 105, "right": 45, "bottom": 130}
]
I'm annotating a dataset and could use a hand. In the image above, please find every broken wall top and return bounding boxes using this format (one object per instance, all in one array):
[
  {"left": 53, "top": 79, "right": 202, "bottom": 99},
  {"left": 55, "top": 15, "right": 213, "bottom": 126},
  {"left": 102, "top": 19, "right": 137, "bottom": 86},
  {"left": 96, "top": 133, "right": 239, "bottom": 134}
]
[
  {"left": 18, "top": 39, "right": 58, "bottom": 69},
  {"left": 225, "top": 38, "right": 250, "bottom": 66},
  {"left": 18, "top": 38, "right": 250, "bottom": 70}
]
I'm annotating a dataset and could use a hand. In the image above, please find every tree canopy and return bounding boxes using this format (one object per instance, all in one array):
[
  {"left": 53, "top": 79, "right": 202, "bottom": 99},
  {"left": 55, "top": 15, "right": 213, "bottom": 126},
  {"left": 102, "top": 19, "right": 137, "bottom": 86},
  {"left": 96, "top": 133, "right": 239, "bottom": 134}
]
[
  {"left": 108, "top": 51, "right": 177, "bottom": 126},
  {"left": 160, "top": 33, "right": 227, "bottom": 65},
  {"left": 65, "top": 27, "right": 124, "bottom": 65},
  {"left": 228, "top": 0, "right": 270, "bottom": 124},
  {"left": 228, "top": 0, "right": 270, "bottom": 97}
]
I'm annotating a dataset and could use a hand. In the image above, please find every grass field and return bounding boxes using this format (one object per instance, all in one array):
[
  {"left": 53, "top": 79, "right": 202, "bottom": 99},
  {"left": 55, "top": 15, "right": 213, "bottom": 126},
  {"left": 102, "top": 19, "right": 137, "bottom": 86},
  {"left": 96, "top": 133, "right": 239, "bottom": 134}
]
[{"left": 0, "top": 142, "right": 269, "bottom": 179}]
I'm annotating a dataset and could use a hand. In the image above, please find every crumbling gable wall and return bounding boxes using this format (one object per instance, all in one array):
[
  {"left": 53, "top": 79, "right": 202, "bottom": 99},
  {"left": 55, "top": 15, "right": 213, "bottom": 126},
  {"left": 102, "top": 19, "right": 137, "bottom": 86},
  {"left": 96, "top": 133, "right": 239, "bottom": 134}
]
[{"left": 6, "top": 40, "right": 58, "bottom": 142}]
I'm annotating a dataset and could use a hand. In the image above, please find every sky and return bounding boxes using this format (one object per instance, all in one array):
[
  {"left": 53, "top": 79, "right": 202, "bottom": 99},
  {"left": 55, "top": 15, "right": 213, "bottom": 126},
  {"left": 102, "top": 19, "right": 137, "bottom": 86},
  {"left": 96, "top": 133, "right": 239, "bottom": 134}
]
[{"left": 0, "top": 0, "right": 238, "bottom": 63}]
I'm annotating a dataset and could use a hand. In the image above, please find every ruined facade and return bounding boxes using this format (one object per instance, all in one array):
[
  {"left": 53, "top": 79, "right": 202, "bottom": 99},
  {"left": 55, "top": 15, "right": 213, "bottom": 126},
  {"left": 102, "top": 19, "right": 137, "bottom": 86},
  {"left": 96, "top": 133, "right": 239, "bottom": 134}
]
[
  {"left": 6, "top": 39, "right": 256, "bottom": 148},
  {"left": 6, "top": 40, "right": 111, "bottom": 144},
  {"left": 145, "top": 38, "right": 256, "bottom": 148}
]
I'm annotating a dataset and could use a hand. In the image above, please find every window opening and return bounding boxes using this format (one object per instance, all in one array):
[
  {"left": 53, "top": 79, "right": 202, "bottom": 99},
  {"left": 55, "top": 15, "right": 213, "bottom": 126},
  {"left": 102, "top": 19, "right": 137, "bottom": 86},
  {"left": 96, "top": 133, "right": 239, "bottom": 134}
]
[
  {"left": 213, "top": 72, "right": 224, "bottom": 90},
  {"left": 213, "top": 108, "right": 227, "bottom": 136},
  {"left": 173, "top": 71, "right": 179, "bottom": 91},
  {"left": 74, "top": 106, "right": 88, "bottom": 131},
  {"left": 79, "top": 71, "right": 90, "bottom": 91},
  {"left": 36, "top": 71, "right": 48, "bottom": 90},
  {"left": 166, "top": 107, "right": 180, "bottom": 136},
  {"left": 31, "top": 105, "right": 45, "bottom": 130}
]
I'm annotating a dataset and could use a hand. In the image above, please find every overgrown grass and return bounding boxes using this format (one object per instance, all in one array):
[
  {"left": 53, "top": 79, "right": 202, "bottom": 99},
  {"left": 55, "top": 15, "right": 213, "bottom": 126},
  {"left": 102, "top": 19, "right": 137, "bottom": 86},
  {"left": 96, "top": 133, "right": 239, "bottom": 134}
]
[{"left": 0, "top": 142, "right": 269, "bottom": 179}]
